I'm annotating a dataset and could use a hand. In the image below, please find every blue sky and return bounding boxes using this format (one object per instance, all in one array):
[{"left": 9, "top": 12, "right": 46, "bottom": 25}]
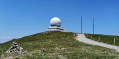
[{"left": 0, "top": 0, "right": 119, "bottom": 43}]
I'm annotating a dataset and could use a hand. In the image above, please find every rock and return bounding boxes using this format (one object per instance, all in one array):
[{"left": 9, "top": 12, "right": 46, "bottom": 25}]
[
  {"left": 40, "top": 48, "right": 45, "bottom": 52},
  {"left": 6, "top": 41, "right": 26, "bottom": 53}
]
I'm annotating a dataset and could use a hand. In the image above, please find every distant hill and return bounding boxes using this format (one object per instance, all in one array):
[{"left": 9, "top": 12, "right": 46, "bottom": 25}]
[
  {"left": 0, "top": 37, "right": 13, "bottom": 44},
  {"left": 0, "top": 31, "right": 119, "bottom": 59}
]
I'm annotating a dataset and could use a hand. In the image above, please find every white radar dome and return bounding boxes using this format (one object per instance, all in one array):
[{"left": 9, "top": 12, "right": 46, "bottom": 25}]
[{"left": 50, "top": 17, "right": 61, "bottom": 27}]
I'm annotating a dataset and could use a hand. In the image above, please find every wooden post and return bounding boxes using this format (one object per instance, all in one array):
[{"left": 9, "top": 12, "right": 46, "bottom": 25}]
[
  {"left": 91, "top": 35, "right": 92, "bottom": 39},
  {"left": 98, "top": 36, "right": 100, "bottom": 40},
  {"left": 114, "top": 38, "right": 116, "bottom": 44}
]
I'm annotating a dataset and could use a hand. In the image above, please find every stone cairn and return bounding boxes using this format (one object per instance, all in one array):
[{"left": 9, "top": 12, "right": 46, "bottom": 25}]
[{"left": 6, "top": 41, "right": 25, "bottom": 53}]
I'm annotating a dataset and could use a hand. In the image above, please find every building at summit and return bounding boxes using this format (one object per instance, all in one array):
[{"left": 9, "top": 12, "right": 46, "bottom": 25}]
[{"left": 47, "top": 17, "right": 66, "bottom": 32}]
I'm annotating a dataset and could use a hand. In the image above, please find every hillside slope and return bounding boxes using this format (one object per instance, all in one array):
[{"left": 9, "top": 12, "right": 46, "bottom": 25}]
[
  {"left": 76, "top": 34, "right": 119, "bottom": 52},
  {"left": 85, "top": 34, "right": 119, "bottom": 46},
  {"left": 0, "top": 31, "right": 119, "bottom": 59}
]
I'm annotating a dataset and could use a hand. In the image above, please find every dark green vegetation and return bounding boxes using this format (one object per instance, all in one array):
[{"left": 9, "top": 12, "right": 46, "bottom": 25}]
[
  {"left": 0, "top": 32, "right": 119, "bottom": 59},
  {"left": 85, "top": 34, "right": 119, "bottom": 46}
]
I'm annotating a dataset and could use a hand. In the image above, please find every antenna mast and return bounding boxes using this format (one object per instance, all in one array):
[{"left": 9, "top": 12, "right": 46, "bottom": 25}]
[
  {"left": 93, "top": 17, "right": 94, "bottom": 34},
  {"left": 81, "top": 16, "right": 82, "bottom": 33}
]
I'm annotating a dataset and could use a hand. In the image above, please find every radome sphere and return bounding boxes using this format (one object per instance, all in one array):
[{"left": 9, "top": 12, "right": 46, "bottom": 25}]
[{"left": 50, "top": 17, "right": 61, "bottom": 27}]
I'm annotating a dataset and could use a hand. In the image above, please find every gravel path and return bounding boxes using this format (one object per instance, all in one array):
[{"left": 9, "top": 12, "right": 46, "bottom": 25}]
[{"left": 75, "top": 34, "right": 119, "bottom": 52}]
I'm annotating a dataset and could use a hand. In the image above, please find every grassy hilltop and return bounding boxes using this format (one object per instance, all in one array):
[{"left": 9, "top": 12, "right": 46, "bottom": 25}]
[{"left": 0, "top": 31, "right": 119, "bottom": 59}]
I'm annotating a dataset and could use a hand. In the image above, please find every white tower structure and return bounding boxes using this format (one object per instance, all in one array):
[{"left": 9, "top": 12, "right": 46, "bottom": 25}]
[{"left": 47, "top": 17, "right": 66, "bottom": 32}]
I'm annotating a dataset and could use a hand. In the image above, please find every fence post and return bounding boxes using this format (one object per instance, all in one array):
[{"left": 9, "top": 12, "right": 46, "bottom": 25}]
[
  {"left": 114, "top": 38, "right": 116, "bottom": 44},
  {"left": 98, "top": 36, "right": 100, "bottom": 40},
  {"left": 91, "top": 35, "right": 92, "bottom": 39}
]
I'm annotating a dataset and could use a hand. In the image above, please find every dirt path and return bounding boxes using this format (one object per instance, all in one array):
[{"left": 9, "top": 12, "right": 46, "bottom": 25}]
[{"left": 75, "top": 34, "right": 119, "bottom": 52}]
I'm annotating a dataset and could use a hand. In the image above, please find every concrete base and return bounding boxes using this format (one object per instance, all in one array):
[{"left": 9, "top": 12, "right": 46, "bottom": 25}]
[{"left": 46, "top": 26, "right": 66, "bottom": 32}]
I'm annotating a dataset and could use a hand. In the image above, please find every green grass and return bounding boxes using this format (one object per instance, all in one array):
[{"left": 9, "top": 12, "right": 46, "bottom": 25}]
[
  {"left": 0, "top": 31, "right": 119, "bottom": 59},
  {"left": 85, "top": 34, "right": 119, "bottom": 46}
]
